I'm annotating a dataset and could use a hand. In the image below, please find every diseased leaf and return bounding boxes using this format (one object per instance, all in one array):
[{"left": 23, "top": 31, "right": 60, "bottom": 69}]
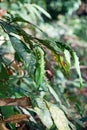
[
  {"left": 35, "top": 37, "right": 82, "bottom": 86},
  {"left": 35, "top": 107, "right": 53, "bottom": 129},
  {"left": 0, "top": 16, "right": 83, "bottom": 130},
  {"left": 34, "top": 98, "right": 53, "bottom": 129},
  {"left": 47, "top": 103, "right": 71, "bottom": 130},
  {"left": 35, "top": 38, "right": 73, "bottom": 75}
]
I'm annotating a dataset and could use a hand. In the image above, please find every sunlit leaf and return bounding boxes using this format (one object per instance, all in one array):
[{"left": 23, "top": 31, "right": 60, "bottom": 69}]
[
  {"left": 47, "top": 103, "right": 71, "bottom": 130},
  {"left": 64, "top": 49, "right": 71, "bottom": 66},
  {"left": 73, "top": 52, "right": 83, "bottom": 87},
  {"left": 20, "top": 107, "right": 36, "bottom": 123},
  {"left": 32, "top": 4, "right": 51, "bottom": 19},
  {"left": 26, "top": 4, "right": 43, "bottom": 21},
  {"left": 35, "top": 98, "right": 53, "bottom": 129}
]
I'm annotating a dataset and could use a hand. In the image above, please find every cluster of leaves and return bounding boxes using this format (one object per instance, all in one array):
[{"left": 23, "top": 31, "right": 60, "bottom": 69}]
[
  {"left": 0, "top": 0, "right": 51, "bottom": 24},
  {"left": 0, "top": 0, "right": 86, "bottom": 130},
  {"left": 39, "top": 0, "right": 80, "bottom": 19},
  {"left": 0, "top": 10, "right": 84, "bottom": 130}
]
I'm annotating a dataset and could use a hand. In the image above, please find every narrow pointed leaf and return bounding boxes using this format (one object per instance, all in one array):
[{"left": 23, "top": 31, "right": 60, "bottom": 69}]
[
  {"left": 64, "top": 49, "right": 71, "bottom": 66},
  {"left": 47, "top": 84, "right": 61, "bottom": 104},
  {"left": 32, "top": 4, "right": 51, "bottom": 19},
  {"left": 73, "top": 52, "right": 83, "bottom": 87},
  {"left": 34, "top": 47, "right": 45, "bottom": 87}
]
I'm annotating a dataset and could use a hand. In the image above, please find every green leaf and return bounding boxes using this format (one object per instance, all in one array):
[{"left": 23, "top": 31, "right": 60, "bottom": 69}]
[
  {"left": 9, "top": 35, "right": 36, "bottom": 76},
  {"left": 73, "top": 52, "right": 83, "bottom": 87},
  {"left": 0, "top": 20, "right": 18, "bottom": 34},
  {"left": 68, "top": 121, "right": 76, "bottom": 130},
  {"left": 47, "top": 84, "right": 61, "bottom": 105},
  {"left": 36, "top": 37, "right": 82, "bottom": 86},
  {"left": 0, "top": 64, "right": 9, "bottom": 79},
  {"left": 36, "top": 38, "right": 61, "bottom": 55},
  {"left": 1, "top": 106, "right": 15, "bottom": 118},
  {"left": 75, "top": 103, "right": 82, "bottom": 117},
  {"left": 19, "top": 107, "right": 36, "bottom": 123},
  {"left": 0, "top": 20, "right": 33, "bottom": 41},
  {"left": 32, "top": 4, "right": 51, "bottom": 19},
  {"left": 0, "top": 62, "right": 2, "bottom": 73},
  {"left": 64, "top": 49, "right": 71, "bottom": 66},
  {"left": 34, "top": 98, "right": 53, "bottom": 129},
  {"left": 26, "top": 4, "right": 43, "bottom": 21},
  {"left": 9, "top": 35, "right": 31, "bottom": 63},
  {"left": 47, "top": 103, "right": 71, "bottom": 130},
  {"left": 23, "top": 77, "right": 37, "bottom": 90},
  {"left": 2, "top": 107, "right": 16, "bottom": 130},
  {"left": 10, "top": 15, "right": 44, "bottom": 33},
  {"left": 34, "top": 47, "right": 45, "bottom": 87}
]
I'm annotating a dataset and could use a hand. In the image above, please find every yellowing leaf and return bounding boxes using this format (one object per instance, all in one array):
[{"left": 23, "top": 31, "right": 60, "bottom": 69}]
[
  {"left": 35, "top": 107, "right": 53, "bottom": 129},
  {"left": 47, "top": 103, "right": 70, "bottom": 130}
]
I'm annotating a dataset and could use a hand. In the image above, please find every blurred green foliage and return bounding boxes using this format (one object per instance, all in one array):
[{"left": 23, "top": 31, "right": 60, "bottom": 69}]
[{"left": 0, "top": 0, "right": 87, "bottom": 130}]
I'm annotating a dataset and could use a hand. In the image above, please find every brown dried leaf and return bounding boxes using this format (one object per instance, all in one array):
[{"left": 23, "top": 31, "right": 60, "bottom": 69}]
[
  {"left": 0, "top": 97, "right": 32, "bottom": 107},
  {"left": 0, "top": 114, "right": 29, "bottom": 124},
  {"left": 0, "top": 123, "right": 9, "bottom": 130},
  {"left": 6, "top": 114, "right": 29, "bottom": 123}
]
